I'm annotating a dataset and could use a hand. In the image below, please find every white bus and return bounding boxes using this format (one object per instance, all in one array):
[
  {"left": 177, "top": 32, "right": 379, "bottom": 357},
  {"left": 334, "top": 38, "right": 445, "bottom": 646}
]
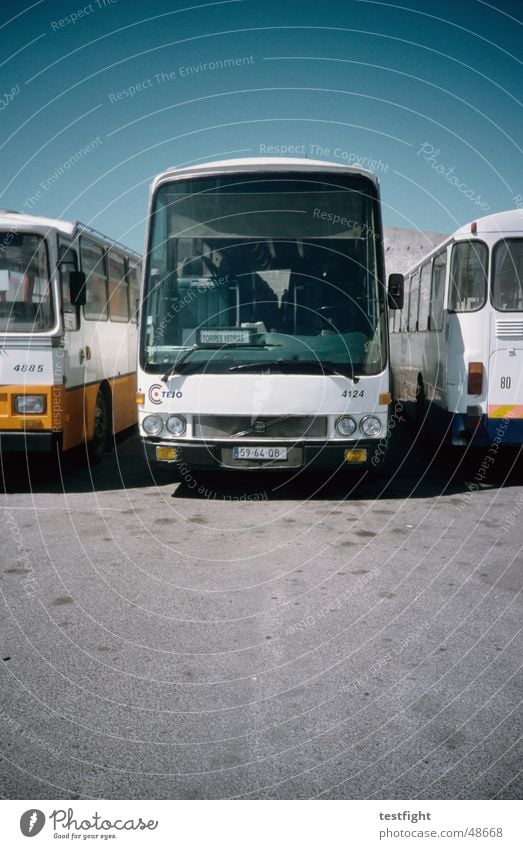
[
  {"left": 137, "top": 157, "right": 402, "bottom": 473},
  {"left": 0, "top": 211, "right": 141, "bottom": 462},
  {"left": 390, "top": 209, "right": 523, "bottom": 447}
]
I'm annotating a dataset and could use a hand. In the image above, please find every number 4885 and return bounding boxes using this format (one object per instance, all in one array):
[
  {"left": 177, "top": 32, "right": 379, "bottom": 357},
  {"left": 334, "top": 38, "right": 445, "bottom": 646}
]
[{"left": 13, "top": 363, "right": 44, "bottom": 373}]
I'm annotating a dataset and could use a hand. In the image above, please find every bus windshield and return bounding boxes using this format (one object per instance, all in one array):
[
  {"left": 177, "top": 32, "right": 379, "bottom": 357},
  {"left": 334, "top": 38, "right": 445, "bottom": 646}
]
[
  {"left": 492, "top": 238, "right": 523, "bottom": 312},
  {"left": 142, "top": 174, "right": 386, "bottom": 375},
  {"left": 0, "top": 233, "right": 53, "bottom": 332}
]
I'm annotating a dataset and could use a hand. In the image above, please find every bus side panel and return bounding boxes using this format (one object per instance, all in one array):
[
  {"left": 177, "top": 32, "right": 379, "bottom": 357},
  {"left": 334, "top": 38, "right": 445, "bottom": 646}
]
[
  {"left": 61, "top": 382, "right": 106, "bottom": 451},
  {"left": 60, "top": 320, "right": 137, "bottom": 450},
  {"left": 109, "top": 372, "right": 137, "bottom": 433},
  {"left": 445, "top": 313, "right": 491, "bottom": 446},
  {"left": 390, "top": 326, "right": 448, "bottom": 436},
  {"left": 79, "top": 317, "right": 136, "bottom": 436}
]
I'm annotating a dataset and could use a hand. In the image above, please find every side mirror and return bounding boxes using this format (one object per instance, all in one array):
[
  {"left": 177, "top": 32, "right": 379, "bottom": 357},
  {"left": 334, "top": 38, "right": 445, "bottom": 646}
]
[
  {"left": 69, "top": 270, "right": 86, "bottom": 306},
  {"left": 388, "top": 273, "right": 404, "bottom": 310}
]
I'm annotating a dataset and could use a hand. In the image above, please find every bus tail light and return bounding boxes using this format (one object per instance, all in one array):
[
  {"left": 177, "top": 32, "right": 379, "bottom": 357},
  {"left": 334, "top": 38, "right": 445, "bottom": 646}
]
[{"left": 467, "top": 362, "right": 483, "bottom": 395}]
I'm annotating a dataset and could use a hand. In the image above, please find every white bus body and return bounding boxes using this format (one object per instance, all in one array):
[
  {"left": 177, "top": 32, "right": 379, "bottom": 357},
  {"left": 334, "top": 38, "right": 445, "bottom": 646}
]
[
  {"left": 137, "top": 158, "right": 399, "bottom": 472},
  {"left": 390, "top": 209, "right": 523, "bottom": 447},
  {"left": 0, "top": 212, "right": 141, "bottom": 460}
]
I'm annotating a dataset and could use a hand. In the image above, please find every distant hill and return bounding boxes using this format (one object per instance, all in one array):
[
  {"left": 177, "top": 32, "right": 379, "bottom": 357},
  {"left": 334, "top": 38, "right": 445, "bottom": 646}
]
[{"left": 384, "top": 226, "right": 448, "bottom": 276}]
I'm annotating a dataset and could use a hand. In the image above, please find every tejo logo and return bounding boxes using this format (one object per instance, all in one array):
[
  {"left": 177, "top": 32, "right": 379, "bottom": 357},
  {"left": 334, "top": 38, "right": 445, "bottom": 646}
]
[
  {"left": 148, "top": 384, "right": 164, "bottom": 405},
  {"left": 20, "top": 809, "right": 46, "bottom": 837}
]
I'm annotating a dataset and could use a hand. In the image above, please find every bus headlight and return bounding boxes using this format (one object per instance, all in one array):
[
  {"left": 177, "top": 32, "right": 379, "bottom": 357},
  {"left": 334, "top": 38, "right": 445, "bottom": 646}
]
[
  {"left": 360, "top": 415, "right": 382, "bottom": 437},
  {"left": 142, "top": 414, "right": 163, "bottom": 436},
  {"left": 14, "top": 395, "right": 45, "bottom": 414},
  {"left": 166, "top": 415, "right": 186, "bottom": 435},
  {"left": 335, "top": 415, "right": 357, "bottom": 436}
]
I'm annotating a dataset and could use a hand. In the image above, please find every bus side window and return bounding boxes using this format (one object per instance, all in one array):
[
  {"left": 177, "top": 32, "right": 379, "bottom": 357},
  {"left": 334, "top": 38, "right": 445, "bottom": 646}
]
[
  {"left": 58, "top": 241, "right": 80, "bottom": 330},
  {"left": 393, "top": 302, "right": 402, "bottom": 333},
  {"left": 449, "top": 240, "right": 487, "bottom": 312},
  {"left": 81, "top": 238, "right": 108, "bottom": 321},
  {"left": 108, "top": 252, "right": 129, "bottom": 322},
  {"left": 400, "top": 275, "right": 409, "bottom": 332},
  {"left": 418, "top": 263, "right": 431, "bottom": 331},
  {"left": 408, "top": 271, "right": 420, "bottom": 332},
  {"left": 429, "top": 252, "right": 446, "bottom": 331}
]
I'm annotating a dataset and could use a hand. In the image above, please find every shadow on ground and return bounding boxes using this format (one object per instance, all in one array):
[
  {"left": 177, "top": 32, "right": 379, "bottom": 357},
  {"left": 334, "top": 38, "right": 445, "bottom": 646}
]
[{"left": 1, "top": 421, "right": 521, "bottom": 499}]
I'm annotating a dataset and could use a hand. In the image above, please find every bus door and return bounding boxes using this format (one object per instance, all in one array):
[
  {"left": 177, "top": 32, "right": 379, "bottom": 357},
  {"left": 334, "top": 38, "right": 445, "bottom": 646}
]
[
  {"left": 58, "top": 239, "right": 85, "bottom": 449},
  {"left": 428, "top": 251, "right": 448, "bottom": 412}
]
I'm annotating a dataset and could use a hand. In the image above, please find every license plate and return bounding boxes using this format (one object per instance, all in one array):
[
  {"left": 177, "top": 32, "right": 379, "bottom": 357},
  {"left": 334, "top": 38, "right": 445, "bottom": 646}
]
[{"left": 232, "top": 446, "right": 288, "bottom": 461}]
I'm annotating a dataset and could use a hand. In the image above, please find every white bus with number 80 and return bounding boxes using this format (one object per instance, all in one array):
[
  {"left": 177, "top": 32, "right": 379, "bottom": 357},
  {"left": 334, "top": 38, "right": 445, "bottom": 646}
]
[{"left": 390, "top": 209, "right": 523, "bottom": 448}]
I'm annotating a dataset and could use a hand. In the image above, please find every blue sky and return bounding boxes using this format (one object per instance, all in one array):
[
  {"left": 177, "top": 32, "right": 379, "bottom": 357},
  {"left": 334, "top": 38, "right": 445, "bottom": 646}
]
[{"left": 0, "top": 0, "right": 521, "bottom": 253}]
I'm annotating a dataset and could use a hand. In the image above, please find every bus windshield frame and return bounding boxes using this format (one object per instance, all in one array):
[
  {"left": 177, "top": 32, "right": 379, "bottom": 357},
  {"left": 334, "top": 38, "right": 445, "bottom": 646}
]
[
  {"left": 0, "top": 231, "right": 54, "bottom": 334},
  {"left": 141, "top": 171, "right": 386, "bottom": 376}
]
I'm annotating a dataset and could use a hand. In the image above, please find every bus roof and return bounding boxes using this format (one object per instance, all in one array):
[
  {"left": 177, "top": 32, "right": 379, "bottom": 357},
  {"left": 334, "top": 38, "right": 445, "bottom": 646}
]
[
  {"left": 0, "top": 210, "right": 141, "bottom": 260},
  {"left": 453, "top": 208, "right": 523, "bottom": 237},
  {"left": 0, "top": 209, "right": 77, "bottom": 236},
  {"left": 153, "top": 156, "right": 380, "bottom": 189},
  {"left": 395, "top": 208, "right": 523, "bottom": 278}
]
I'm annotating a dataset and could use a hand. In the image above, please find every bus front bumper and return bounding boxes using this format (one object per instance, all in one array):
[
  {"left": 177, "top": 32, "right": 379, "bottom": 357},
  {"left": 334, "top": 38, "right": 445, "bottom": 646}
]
[
  {"left": 143, "top": 439, "right": 386, "bottom": 471},
  {"left": 450, "top": 413, "right": 523, "bottom": 447},
  {"left": 0, "top": 431, "right": 60, "bottom": 454}
]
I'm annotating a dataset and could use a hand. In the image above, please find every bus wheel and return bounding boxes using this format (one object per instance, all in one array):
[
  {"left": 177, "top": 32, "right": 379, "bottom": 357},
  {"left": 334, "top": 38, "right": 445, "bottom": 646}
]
[{"left": 88, "top": 390, "right": 109, "bottom": 465}]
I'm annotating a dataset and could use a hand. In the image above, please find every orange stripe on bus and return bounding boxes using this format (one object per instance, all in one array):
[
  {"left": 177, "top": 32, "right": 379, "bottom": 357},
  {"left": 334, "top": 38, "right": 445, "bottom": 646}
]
[
  {"left": 0, "top": 384, "right": 54, "bottom": 430},
  {"left": 1, "top": 375, "right": 136, "bottom": 451},
  {"left": 488, "top": 405, "right": 523, "bottom": 419}
]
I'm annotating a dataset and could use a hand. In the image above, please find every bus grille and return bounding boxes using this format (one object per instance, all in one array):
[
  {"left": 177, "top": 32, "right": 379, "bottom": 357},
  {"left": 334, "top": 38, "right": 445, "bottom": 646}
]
[
  {"left": 496, "top": 320, "right": 523, "bottom": 337},
  {"left": 193, "top": 415, "right": 328, "bottom": 439}
]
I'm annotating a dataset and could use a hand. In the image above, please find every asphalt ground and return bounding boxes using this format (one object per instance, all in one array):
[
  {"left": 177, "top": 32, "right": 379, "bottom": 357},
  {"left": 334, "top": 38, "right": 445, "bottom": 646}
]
[{"left": 0, "top": 421, "right": 521, "bottom": 800}]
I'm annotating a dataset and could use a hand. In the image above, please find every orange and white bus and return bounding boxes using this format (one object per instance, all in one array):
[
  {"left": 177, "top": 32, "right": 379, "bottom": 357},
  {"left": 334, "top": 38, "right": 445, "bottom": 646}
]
[{"left": 0, "top": 211, "right": 141, "bottom": 462}]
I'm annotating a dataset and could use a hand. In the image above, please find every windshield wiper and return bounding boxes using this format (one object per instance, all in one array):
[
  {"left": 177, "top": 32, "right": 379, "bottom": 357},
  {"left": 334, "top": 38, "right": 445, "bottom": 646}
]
[
  {"left": 162, "top": 342, "right": 281, "bottom": 382},
  {"left": 228, "top": 358, "right": 360, "bottom": 382}
]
